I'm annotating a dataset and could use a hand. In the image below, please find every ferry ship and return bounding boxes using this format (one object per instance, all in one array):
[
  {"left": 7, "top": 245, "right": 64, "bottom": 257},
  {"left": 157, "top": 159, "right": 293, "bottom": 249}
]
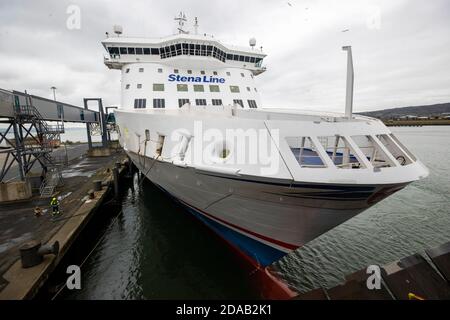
[{"left": 101, "top": 14, "right": 428, "bottom": 274}]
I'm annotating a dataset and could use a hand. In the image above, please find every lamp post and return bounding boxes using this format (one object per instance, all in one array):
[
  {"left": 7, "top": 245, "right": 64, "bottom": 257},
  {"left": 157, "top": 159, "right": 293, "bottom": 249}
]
[{"left": 50, "top": 86, "right": 57, "bottom": 101}]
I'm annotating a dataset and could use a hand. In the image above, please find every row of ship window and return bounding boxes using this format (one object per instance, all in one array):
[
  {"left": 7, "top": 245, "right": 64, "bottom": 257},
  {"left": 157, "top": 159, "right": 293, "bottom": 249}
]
[
  {"left": 108, "top": 43, "right": 263, "bottom": 66},
  {"left": 125, "top": 67, "right": 253, "bottom": 78},
  {"left": 134, "top": 98, "right": 258, "bottom": 109},
  {"left": 126, "top": 83, "right": 258, "bottom": 93}
]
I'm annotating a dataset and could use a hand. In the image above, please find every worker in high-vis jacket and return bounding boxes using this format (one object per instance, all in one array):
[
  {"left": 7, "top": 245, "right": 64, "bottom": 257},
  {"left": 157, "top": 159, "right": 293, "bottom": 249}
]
[{"left": 50, "top": 197, "right": 60, "bottom": 216}]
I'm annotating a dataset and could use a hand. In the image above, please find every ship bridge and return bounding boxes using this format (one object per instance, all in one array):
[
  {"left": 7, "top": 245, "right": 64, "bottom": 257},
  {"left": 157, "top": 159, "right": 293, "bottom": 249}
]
[
  {"left": 102, "top": 21, "right": 266, "bottom": 76},
  {"left": 102, "top": 14, "right": 267, "bottom": 111}
]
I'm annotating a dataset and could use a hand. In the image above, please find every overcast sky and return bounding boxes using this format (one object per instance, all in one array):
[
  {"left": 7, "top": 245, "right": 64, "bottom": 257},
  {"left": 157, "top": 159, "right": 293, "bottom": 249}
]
[{"left": 0, "top": 0, "right": 449, "bottom": 114}]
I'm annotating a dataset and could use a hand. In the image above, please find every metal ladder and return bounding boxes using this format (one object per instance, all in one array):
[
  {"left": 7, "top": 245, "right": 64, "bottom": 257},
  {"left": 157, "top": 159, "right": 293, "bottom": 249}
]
[{"left": 39, "top": 167, "right": 63, "bottom": 198}]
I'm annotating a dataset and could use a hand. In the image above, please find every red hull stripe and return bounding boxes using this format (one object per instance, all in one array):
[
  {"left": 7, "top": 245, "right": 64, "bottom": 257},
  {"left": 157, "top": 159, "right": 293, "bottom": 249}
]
[{"left": 179, "top": 199, "right": 299, "bottom": 251}]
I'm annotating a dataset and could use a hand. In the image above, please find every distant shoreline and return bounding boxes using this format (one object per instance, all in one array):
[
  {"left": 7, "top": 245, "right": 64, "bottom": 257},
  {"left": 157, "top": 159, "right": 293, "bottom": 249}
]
[{"left": 383, "top": 119, "right": 450, "bottom": 126}]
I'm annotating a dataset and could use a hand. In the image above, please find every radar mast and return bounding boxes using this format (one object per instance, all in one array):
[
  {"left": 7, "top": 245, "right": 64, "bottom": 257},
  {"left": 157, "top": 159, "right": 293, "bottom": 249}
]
[{"left": 174, "top": 12, "right": 189, "bottom": 34}]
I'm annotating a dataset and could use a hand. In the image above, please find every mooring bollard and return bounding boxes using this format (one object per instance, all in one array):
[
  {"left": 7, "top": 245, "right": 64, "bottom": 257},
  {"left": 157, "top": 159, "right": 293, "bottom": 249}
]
[
  {"left": 93, "top": 180, "right": 102, "bottom": 192},
  {"left": 20, "top": 240, "right": 59, "bottom": 268}
]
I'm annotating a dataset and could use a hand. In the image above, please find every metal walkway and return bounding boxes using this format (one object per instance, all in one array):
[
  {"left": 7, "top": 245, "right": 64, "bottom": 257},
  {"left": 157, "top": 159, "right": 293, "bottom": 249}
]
[
  {"left": 0, "top": 89, "right": 99, "bottom": 122},
  {"left": 0, "top": 88, "right": 103, "bottom": 197}
]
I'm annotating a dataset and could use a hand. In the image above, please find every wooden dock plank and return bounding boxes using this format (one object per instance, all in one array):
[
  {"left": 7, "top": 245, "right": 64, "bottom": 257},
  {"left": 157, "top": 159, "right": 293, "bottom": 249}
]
[
  {"left": 381, "top": 253, "right": 450, "bottom": 300},
  {"left": 425, "top": 241, "right": 450, "bottom": 283},
  {"left": 324, "top": 268, "right": 393, "bottom": 300},
  {"left": 327, "top": 280, "right": 392, "bottom": 300},
  {"left": 293, "top": 288, "right": 329, "bottom": 300}
]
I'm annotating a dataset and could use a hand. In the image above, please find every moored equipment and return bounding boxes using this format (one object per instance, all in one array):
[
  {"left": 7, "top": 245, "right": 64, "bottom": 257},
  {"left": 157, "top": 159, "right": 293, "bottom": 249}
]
[{"left": 19, "top": 240, "right": 59, "bottom": 268}]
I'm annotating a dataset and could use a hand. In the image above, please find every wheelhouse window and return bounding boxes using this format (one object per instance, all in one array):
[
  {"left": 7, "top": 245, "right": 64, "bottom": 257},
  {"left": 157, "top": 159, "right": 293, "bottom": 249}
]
[
  {"left": 195, "top": 99, "right": 207, "bottom": 106},
  {"left": 153, "top": 83, "right": 164, "bottom": 91},
  {"left": 134, "top": 99, "right": 146, "bottom": 109},
  {"left": 376, "top": 134, "right": 414, "bottom": 166},
  {"left": 317, "top": 135, "right": 366, "bottom": 169},
  {"left": 193, "top": 85, "right": 204, "bottom": 92},
  {"left": 388, "top": 134, "right": 416, "bottom": 162},
  {"left": 350, "top": 135, "right": 393, "bottom": 168},
  {"left": 120, "top": 47, "right": 127, "bottom": 54},
  {"left": 287, "top": 137, "right": 326, "bottom": 168},
  {"left": 233, "top": 99, "right": 243, "bottom": 108},
  {"left": 178, "top": 99, "right": 190, "bottom": 108},
  {"left": 153, "top": 99, "right": 165, "bottom": 108},
  {"left": 247, "top": 100, "right": 257, "bottom": 108},
  {"left": 212, "top": 99, "right": 223, "bottom": 106},
  {"left": 209, "top": 85, "right": 220, "bottom": 92},
  {"left": 134, "top": 41, "right": 261, "bottom": 64},
  {"left": 230, "top": 86, "right": 240, "bottom": 93},
  {"left": 108, "top": 47, "right": 119, "bottom": 55},
  {"left": 177, "top": 84, "right": 188, "bottom": 92}
]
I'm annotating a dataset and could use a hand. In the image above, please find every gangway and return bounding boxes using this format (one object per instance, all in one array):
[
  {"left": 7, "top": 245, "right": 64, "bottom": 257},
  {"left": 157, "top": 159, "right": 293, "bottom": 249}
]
[{"left": 0, "top": 88, "right": 106, "bottom": 199}]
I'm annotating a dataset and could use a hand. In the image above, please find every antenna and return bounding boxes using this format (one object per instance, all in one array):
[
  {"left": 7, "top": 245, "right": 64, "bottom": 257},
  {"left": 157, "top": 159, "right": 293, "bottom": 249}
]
[
  {"left": 113, "top": 25, "right": 123, "bottom": 37},
  {"left": 193, "top": 17, "right": 199, "bottom": 35},
  {"left": 174, "top": 12, "right": 189, "bottom": 34},
  {"left": 342, "top": 46, "right": 354, "bottom": 118}
]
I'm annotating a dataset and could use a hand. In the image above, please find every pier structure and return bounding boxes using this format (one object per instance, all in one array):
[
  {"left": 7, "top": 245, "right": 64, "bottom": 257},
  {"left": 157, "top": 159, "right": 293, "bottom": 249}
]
[
  {"left": 0, "top": 149, "right": 128, "bottom": 299},
  {"left": 0, "top": 88, "right": 114, "bottom": 200},
  {"left": 294, "top": 241, "right": 450, "bottom": 300}
]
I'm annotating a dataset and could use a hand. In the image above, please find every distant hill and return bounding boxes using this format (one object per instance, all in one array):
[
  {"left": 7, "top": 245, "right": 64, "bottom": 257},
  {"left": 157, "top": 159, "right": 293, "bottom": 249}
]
[{"left": 358, "top": 102, "right": 450, "bottom": 119}]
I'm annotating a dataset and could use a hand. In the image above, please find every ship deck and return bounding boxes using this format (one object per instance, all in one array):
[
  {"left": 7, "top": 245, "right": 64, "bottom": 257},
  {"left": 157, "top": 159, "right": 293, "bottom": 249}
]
[{"left": 117, "top": 105, "right": 375, "bottom": 123}]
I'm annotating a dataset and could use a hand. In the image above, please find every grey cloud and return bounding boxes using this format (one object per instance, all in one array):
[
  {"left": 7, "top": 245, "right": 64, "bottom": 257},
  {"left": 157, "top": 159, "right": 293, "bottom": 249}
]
[{"left": 0, "top": 0, "right": 449, "bottom": 114}]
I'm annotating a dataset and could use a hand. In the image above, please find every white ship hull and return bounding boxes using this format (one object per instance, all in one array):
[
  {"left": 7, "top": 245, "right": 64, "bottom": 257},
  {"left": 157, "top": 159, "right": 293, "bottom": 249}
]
[
  {"left": 129, "top": 151, "right": 407, "bottom": 266},
  {"left": 117, "top": 107, "right": 427, "bottom": 267}
]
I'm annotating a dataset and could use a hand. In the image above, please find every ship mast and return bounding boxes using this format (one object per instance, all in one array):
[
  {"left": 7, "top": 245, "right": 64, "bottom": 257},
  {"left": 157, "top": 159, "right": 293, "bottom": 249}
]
[
  {"left": 174, "top": 12, "right": 189, "bottom": 34},
  {"left": 193, "top": 17, "right": 199, "bottom": 35}
]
